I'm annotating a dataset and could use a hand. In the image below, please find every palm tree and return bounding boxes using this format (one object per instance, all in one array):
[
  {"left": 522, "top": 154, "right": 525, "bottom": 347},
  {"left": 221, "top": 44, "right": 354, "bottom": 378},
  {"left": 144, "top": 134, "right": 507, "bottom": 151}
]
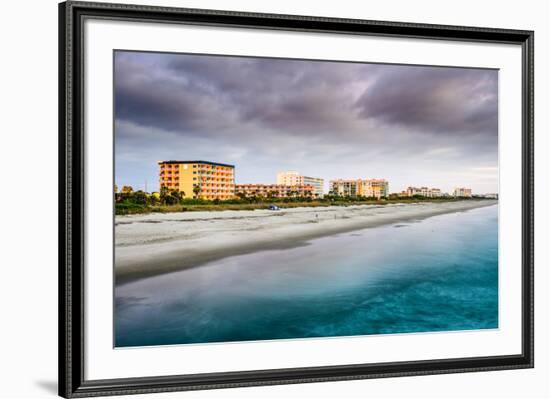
[
  {"left": 193, "top": 185, "right": 201, "bottom": 198},
  {"left": 159, "top": 186, "right": 170, "bottom": 204}
]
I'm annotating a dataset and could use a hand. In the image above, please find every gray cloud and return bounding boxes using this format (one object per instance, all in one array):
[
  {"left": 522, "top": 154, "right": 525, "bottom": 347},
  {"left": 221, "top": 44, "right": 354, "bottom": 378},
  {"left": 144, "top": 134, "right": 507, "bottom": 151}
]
[
  {"left": 355, "top": 66, "right": 498, "bottom": 136},
  {"left": 114, "top": 51, "right": 498, "bottom": 194}
]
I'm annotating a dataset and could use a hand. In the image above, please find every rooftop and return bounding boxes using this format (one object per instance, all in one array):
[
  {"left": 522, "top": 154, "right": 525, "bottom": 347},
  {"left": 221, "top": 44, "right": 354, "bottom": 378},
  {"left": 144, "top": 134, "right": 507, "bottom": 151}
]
[
  {"left": 330, "top": 178, "right": 388, "bottom": 182},
  {"left": 236, "top": 183, "right": 314, "bottom": 187},
  {"left": 158, "top": 160, "right": 235, "bottom": 168}
]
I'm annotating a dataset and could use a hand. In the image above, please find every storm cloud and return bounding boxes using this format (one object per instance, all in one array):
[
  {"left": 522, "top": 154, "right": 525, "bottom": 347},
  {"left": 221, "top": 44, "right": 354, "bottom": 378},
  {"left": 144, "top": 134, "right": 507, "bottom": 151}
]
[
  {"left": 355, "top": 66, "right": 498, "bottom": 135},
  {"left": 114, "top": 50, "right": 498, "bottom": 194}
]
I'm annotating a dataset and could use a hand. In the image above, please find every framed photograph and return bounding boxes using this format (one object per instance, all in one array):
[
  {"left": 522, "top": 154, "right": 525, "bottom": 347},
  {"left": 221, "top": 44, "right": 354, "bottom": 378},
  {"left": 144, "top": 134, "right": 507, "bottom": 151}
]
[{"left": 59, "top": 1, "right": 534, "bottom": 397}]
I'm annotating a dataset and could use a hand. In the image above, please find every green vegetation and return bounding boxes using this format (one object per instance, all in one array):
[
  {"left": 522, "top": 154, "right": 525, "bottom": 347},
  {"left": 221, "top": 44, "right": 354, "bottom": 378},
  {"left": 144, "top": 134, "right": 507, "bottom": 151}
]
[
  {"left": 115, "top": 201, "right": 149, "bottom": 215},
  {"left": 115, "top": 188, "right": 490, "bottom": 215}
]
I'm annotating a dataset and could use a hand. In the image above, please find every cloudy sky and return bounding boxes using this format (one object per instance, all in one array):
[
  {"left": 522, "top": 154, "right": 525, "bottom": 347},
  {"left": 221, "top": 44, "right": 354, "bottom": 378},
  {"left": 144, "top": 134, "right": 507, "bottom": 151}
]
[{"left": 114, "top": 50, "right": 498, "bottom": 194}]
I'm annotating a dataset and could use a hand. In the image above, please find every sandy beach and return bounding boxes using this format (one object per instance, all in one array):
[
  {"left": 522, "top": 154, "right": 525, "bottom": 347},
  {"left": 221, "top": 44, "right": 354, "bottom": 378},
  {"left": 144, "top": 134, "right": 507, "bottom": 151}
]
[{"left": 115, "top": 200, "right": 497, "bottom": 284}]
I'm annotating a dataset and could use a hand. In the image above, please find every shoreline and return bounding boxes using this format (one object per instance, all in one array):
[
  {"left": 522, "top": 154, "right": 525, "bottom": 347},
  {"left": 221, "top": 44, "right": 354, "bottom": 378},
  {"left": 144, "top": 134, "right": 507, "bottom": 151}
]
[{"left": 115, "top": 200, "right": 497, "bottom": 285}]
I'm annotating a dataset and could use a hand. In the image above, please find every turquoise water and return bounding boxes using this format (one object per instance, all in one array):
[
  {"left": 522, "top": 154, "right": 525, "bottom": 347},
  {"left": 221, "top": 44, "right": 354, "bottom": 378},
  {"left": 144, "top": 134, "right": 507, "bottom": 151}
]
[{"left": 115, "top": 204, "right": 498, "bottom": 347}]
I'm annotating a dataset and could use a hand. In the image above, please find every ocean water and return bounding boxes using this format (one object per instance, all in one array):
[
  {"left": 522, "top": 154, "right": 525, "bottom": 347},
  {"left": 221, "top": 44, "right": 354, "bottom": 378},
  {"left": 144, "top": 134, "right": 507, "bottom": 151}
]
[{"left": 115, "top": 204, "right": 498, "bottom": 347}]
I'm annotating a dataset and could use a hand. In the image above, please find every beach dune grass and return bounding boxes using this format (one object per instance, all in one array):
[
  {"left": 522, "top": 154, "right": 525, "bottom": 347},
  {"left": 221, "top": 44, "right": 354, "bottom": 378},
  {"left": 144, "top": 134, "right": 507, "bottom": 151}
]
[{"left": 114, "top": 197, "right": 487, "bottom": 215}]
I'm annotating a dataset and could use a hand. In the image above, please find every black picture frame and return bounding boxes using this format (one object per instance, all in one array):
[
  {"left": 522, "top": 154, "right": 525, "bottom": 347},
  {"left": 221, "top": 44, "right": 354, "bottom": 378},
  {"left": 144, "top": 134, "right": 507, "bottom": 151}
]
[{"left": 59, "top": 1, "right": 534, "bottom": 397}]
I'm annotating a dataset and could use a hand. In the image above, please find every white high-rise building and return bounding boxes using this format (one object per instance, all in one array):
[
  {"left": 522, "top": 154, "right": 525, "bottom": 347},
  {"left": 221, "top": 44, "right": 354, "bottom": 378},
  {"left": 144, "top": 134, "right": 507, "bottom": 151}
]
[
  {"left": 453, "top": 187, "right": 472, "bottom": 198},
  {"left": 277, "top": 171, "right": 301, "bottom": 186},
  {"left": 277, "top": 171, "right": 324, "bottom": 197},
  {"left": 405, "top": 186, "right": 443, "bottom": 198}
]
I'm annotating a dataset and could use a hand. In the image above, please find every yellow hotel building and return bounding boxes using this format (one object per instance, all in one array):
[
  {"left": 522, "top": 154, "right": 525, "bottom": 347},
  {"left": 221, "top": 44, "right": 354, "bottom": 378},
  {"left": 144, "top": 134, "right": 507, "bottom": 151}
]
[{"left": 158, "top": 160, "right": 235, "bottom": 200}]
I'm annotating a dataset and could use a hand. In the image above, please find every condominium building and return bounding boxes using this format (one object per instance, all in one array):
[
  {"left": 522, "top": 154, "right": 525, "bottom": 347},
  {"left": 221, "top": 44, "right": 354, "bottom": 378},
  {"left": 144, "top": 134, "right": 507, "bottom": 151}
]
[
  {"left": 235, "top": 184, "right": 315, "bottom": 198},
  {"left": 329, "top": 179, "right": 389, "bottom": 199},
  {"left": 158, "top": 160, "right": 235, "bottom": 200},
  {"left": 276, "top": 171, "right": 324, "bottom": 197},
  {"left": 362, "top": 179, "right": 389, "bottom": 199},
  {"left": 453, "top": 187, "right": 473, "bottom": 198},
  {"left": 330, "top": 179, "right": 358, "bottom": 197},
  {"left": 405, "top": 186, "right": 443, "bottom": 198}
]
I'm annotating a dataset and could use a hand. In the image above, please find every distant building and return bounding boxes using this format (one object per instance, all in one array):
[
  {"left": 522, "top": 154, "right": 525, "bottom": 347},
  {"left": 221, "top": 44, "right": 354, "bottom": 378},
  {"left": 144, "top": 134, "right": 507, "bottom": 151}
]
[
  {"left": 235, "top": 184, "right": 315, "bottom": 198},
  {"left": 361, "top": 179, "right": 389, "bottom": 199},
  {"left": 329, "top": 179, "right": 389, "bottom": 199},
  {"left": 158, "top": 160, "right": 235, "bottom": 200},
  {"left": 277, "top": 171, "right": 324, "bottom": 197},
  {"left": 453, "top": 187, "right": 473, "bottom": 198},
  {"left": 480, "top": 193, "right": 498, "bottom": 199},
  {"left": 330, "top": 179, "right": 359, "bottom": 197},
  {"left": 405, "top": 186, "right": 443, "bottom": 198}
]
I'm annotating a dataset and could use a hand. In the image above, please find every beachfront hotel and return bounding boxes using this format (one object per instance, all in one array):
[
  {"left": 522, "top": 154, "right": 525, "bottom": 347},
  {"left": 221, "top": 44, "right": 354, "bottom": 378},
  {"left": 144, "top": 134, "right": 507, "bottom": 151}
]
[
  {"left": 329, "top": 179, "right": 389, "bottom": 199},
  {"left": 158, "top": 160, "right": 235, "bottom": 200},
  {"left": 404, "top": 187, "right": 443, "bottom": 198},
  {"left": 276, "top": 171, "right": 324, "bottom": 197},
  {"left": 235, "top": 184, "right": 316, "bottom": 198},
  {"left": 453, "top": 187, "right": 473, "bottom": 198}
]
